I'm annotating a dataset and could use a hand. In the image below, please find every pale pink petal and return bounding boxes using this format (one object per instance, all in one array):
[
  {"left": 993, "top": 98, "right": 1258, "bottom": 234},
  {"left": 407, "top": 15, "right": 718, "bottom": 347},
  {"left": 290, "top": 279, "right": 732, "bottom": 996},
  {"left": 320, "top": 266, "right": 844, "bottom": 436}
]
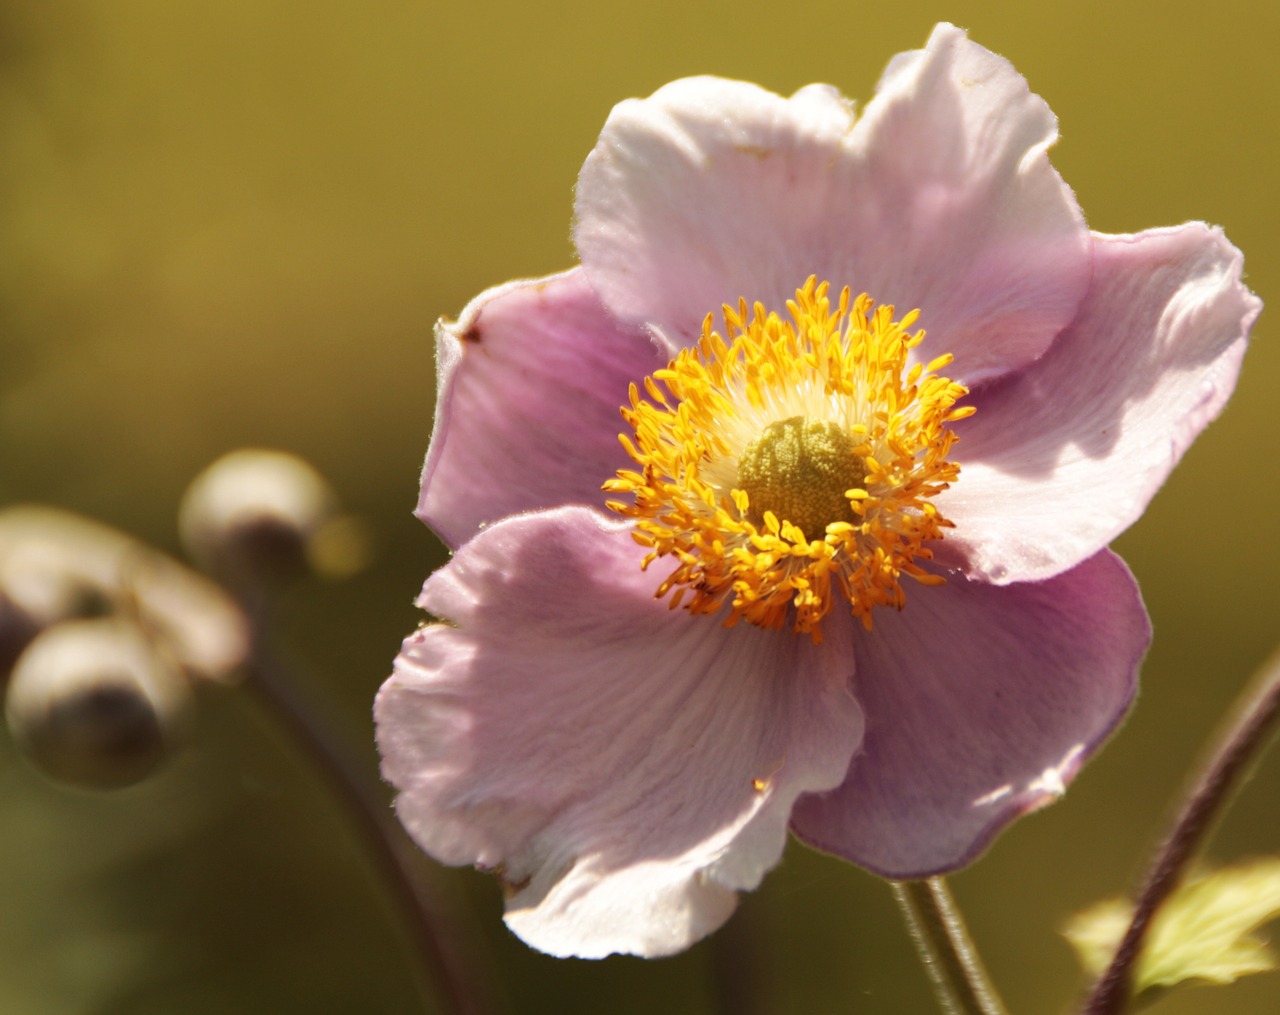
[
  {"left": 791, "top": 550, "right": 1147, "bottom": 878},
  {"left": 419, "top": 269, "right": 668, "bottom": 549},
  {"left": 375, "top": 507, "right": 863, "bottom": 958},
  {"left": 574, "top": 22, "right": 1089, "bottom": 383},
  {"left": 939, "top": 223, "right": 1259, "bottom": 583}
]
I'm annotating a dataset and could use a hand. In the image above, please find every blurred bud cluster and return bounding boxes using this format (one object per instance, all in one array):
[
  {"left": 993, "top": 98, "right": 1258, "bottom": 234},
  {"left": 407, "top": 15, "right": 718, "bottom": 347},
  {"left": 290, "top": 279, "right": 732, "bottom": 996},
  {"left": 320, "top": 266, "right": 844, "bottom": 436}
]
[{"left": 1, "top": 449, "right": 363, "bottom": 790}]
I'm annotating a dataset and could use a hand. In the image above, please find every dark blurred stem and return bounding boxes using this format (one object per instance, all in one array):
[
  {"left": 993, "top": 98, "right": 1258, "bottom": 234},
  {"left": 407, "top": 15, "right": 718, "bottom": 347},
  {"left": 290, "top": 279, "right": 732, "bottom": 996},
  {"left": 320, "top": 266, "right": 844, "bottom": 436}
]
[
  {"left": 1081, "top": 645, "right": 1280, "bottom": 1015},
  {"left": 708, "top": 901, "right": 770, "bottom": 1015},
  {"left": 242, "top": 602, "right": 499, "bottom": 1015},
  {"left": 892, "top": 877, "right": 1009, "bottom": 1015}
]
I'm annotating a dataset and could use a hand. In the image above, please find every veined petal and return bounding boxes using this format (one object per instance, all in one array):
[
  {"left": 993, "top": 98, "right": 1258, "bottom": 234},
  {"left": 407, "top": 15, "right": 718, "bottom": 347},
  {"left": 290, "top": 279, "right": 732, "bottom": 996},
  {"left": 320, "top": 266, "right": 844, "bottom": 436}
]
[
  {"left": 574, "top": 22, "right": 1089, "bottom": 384},
  {"left": 790, "top": 549, "right": 1147, "bottom": 878},
  {"left": 419, "top": 269, "right": 667, "bottom": 549},
  {"left": 375, "top": 507, "right": 863, "bottom": 958},
  {"left": 940, "top": 223, "right": 1259, "bottom": 583}
]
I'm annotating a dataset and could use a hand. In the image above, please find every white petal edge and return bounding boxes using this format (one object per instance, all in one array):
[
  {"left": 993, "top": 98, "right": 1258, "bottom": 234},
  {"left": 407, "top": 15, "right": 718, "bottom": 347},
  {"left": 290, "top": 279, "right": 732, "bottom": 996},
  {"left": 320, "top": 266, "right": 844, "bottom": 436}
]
[
  {"left": 939, "top": 223, "right": 1260, "bottom": 584},
  {"left": 376, "top": 506, "right": 863, "bottom": 957},
  {"left": 574, "top": 22, "right": 1090, "bottom": 385}
]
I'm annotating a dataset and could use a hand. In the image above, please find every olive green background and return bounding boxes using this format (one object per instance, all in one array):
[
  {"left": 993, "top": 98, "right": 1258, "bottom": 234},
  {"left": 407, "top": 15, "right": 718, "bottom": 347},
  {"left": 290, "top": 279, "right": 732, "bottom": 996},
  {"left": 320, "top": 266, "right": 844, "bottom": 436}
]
[{"left": 2, "top": 2, "right": 1277, "bottom": 1013}]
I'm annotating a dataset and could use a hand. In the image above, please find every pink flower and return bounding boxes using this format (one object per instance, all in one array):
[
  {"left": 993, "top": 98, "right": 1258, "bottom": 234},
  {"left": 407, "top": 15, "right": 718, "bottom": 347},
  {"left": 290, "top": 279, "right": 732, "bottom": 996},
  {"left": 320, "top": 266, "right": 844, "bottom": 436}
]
[{"left": 375, "top": 23, "right": 1259, "bottom": 958}]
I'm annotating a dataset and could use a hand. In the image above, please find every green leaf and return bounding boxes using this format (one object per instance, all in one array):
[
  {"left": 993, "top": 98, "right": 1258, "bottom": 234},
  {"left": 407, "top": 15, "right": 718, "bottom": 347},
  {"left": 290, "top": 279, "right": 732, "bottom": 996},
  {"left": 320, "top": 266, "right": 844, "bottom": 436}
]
[{"left": 1064, "top": 858, "right": 1280, "bottom": 1000}]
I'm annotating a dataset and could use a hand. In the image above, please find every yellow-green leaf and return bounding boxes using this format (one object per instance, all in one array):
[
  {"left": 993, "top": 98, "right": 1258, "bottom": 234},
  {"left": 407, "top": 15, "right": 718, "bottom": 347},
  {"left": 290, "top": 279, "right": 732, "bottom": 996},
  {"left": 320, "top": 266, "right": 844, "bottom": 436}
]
[{"left": 1064, "top": 858, "right": 1280, "bottom": 999}]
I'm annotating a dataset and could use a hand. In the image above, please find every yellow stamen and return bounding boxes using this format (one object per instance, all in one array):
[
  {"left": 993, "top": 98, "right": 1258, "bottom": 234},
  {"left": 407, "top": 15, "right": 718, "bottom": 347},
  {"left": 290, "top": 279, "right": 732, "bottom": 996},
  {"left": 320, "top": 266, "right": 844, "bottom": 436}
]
[{"left": 603, "top": 277, "right": 974, "bottom": 641}]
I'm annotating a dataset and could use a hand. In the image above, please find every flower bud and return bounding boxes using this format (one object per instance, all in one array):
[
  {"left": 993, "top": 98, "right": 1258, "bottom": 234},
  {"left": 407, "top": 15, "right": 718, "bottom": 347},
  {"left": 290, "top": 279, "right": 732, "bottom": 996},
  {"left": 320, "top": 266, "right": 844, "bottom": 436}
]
[
  {"left": 5, "top": 618, "right": 194, "bottom": 789},
  {"left": 179, "top": 449, "right": 355, "bottom": 585},
  {"left": 0, "top": 505, "right": 248, "bottom": 684}
]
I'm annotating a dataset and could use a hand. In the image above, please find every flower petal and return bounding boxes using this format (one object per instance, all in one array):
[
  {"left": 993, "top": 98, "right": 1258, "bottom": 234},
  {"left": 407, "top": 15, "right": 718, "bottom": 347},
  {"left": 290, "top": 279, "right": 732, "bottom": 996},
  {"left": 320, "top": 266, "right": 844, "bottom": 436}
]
[
  {"left": 376, "top": 506, "right": 863, "bottom": 958},
  {"left": 574, "top": 22, "right": 1089, "bottom": 383},
  {"left": 790, "top": 549, "right": 1148, "bottom": 879},
  {"left": 939, "top": 223, "right": 1260, "bottom": 583},
  {"left": 419, "top": 269, "right": 667, "bottom": 549}
]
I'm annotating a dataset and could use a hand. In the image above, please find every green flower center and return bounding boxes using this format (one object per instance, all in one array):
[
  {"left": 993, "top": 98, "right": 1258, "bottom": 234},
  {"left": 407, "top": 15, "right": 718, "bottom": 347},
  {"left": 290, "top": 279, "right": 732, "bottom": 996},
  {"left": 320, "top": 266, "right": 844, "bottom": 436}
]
[{"left": 736, "top": 416, "right": 866, "bottom": 540}]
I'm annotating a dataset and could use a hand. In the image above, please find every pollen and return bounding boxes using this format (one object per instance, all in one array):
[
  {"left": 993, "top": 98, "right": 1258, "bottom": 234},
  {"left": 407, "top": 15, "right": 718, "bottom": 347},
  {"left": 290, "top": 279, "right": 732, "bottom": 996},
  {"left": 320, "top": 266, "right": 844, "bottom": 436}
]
[{"left": 603, "top": 277, "right": 975, "bottom": 640}]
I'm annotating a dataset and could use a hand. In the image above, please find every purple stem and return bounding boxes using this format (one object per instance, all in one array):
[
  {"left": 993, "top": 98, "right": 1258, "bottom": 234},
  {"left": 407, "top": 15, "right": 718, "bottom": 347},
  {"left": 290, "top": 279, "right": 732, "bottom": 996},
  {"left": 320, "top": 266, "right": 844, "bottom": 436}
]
[{"left": 1081, "top": 645, "right": 1280, "bottom": 1015}]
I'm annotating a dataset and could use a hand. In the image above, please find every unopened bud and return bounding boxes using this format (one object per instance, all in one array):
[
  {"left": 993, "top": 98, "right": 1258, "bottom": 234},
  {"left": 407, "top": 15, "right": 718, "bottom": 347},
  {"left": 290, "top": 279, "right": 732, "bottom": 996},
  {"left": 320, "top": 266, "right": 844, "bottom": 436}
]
[
  {"left": 0, "top": 506, "right": 248, "bottom": 684},
  {"left": 180, "top": 449, "right": 358, "bottom": 585},
  {"left": 5, "top": 618, "right": 194, "bottom": 789}
]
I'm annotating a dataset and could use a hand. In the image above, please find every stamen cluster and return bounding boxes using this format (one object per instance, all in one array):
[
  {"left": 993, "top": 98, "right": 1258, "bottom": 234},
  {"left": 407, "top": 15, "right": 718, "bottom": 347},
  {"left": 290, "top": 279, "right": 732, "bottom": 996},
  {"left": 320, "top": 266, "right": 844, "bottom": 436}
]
[{"left": 604, "top": 277, "right": 974, "bottom": 639}]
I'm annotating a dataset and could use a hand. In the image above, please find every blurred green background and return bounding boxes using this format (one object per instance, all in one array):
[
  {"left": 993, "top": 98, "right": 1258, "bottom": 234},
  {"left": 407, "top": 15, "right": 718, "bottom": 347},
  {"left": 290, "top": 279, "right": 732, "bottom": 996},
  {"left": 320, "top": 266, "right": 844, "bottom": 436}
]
[{"left": 2, "top": 1, "right": 1277, "bottom": 1012}]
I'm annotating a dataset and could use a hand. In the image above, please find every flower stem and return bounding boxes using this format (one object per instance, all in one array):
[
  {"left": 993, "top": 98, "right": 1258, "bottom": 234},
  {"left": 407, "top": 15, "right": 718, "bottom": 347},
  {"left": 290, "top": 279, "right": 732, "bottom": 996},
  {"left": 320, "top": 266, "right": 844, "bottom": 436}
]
[
  {"left": 892, "top": 877, "right": 1010, "bottom": 1015},
  {"left": 1081, "top": 644, "right": 1280, "bottom": 1015},
  {"left": 244, "top": 614, "right": 502, "bottom": 1015}
]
